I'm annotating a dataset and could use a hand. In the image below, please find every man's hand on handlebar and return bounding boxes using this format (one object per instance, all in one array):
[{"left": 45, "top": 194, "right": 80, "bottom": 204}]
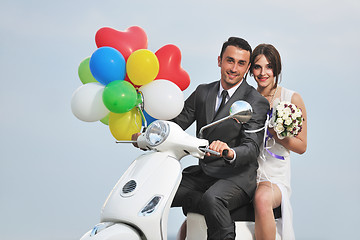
[{"left": 206, "top": 140, "right": 234, "bottom": 160}]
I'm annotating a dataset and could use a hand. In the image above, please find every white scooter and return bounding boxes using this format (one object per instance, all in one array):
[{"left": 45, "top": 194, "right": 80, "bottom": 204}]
[{"left": 79, "top": 101, "right": 280, "bottom": 240}]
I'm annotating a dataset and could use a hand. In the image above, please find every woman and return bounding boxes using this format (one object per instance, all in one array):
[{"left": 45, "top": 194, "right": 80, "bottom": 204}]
[{"left": 250, "top": 44, "right": 307, "bottom": 240}]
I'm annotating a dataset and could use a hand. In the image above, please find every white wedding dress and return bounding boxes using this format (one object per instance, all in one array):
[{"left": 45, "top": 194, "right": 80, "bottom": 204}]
[{"left": 257, "top": 86, "right": 296, "bottom": 240}]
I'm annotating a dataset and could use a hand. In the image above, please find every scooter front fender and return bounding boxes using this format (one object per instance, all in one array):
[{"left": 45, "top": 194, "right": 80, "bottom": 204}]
[{"left": 80, "top": 222, "right": 141, "bottom": 240}]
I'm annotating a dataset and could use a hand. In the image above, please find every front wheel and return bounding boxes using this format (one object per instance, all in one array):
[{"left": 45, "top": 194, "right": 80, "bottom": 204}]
[{"left": 80, "top": 222, "right": 141, "bottom": 240}]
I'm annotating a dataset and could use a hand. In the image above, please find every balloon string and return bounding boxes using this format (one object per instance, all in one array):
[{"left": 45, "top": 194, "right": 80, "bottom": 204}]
[
  {"left": 137, "top": 105, "right": 147, "bottom": 128},
  {"left": 136, "top": 91, "right": 147, "bottom": 130}
]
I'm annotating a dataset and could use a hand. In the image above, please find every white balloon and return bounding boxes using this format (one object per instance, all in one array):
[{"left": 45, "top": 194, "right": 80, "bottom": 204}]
[
  {"left": 139, "top": 80, "right": 184, "bottom": 120},
  {"left": 71, "top": 82, "right": 110, "bottom": 122}
]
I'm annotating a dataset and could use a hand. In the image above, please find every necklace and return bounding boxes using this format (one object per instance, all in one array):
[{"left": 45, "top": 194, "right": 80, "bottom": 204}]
[
  {"left": 269, "top": 86, "right": 278, "bottom": 106},
  {"left": 260, "top": 86, "right": 279, "bottom": 107}
]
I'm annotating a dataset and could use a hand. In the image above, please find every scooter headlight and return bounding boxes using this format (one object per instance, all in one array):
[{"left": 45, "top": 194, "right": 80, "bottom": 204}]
[{"left": 145, "top": 120, "right": 170, "bottom": 147}]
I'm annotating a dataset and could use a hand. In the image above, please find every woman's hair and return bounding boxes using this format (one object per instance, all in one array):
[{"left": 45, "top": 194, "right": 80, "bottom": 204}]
[{"left": 250, "top": 44, "right": 282, "bottom": 88}]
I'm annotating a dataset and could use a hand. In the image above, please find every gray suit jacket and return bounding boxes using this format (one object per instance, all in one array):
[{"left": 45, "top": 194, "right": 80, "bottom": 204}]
[{"left": 173, "top": 80, "right": 269, "bottom": 198}]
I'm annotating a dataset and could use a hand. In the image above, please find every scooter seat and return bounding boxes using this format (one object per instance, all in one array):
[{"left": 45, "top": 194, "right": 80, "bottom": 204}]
[{"left": 230, "top": 203, "right": 281, "bottom": 222}]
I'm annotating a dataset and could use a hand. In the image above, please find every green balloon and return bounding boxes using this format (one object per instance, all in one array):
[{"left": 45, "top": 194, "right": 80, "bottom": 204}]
[
  {"left": 78, "top": 57, "right": 98, "bottom": 84},
  {"left": 103, "top": 80, "right": 137, "bottom": 113},
  {"left": 100, "top": 114, "right": 109, "bottom": 125}
]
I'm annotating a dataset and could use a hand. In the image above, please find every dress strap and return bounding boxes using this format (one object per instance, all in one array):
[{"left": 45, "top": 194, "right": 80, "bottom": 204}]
[{"left": 281, "top": 87, "right": 295, "bottom": 102}]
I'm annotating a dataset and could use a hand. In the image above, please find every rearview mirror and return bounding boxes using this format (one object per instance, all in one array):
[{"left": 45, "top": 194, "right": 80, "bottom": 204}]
[
  {"left": 229, "top": 100, "right": 253, "bottom": 124},
  {"left": 198, "top": 100, "right": 253, "bottom": 138}
]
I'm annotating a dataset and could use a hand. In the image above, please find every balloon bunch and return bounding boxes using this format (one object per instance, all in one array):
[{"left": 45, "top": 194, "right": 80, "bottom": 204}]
[{"left": 71, "top": 26, "right": 190, "bottom": 140}]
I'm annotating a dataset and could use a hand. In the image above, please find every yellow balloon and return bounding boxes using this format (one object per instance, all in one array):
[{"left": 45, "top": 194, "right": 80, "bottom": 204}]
[
  {"left": 127, "top": 49, "right": 159, "bottom": 86},
  {"left": 109, "top": 108, "right": 142, "bottom": 140}
]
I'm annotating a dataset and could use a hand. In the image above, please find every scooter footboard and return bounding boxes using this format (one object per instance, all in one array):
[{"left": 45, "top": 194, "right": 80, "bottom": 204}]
[
  {"left": 80, "top": 223, "right": 142, "bottom": 240},
  {"left": 186, "top": 213, "right": 282, "bottom": 240}
]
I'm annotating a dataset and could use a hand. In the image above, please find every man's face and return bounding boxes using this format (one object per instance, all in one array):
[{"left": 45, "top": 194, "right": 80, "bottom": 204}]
[{"left": 218, "top": 45, "right": 251, "bottom": 90}]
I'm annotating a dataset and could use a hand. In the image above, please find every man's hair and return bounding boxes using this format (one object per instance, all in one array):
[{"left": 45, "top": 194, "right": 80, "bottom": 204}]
[
  {"left": 219, "top": 37, "right": 252, "bottom": 60},
  {"left": 250, "top": 43, "right": 282, "bottom": 89}
]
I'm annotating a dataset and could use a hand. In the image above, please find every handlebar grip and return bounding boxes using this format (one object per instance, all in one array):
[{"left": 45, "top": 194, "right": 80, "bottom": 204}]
[
  {"left": 199, "top": 147, "right": 220, "bottom": 156},
  {"left": 222, "top": 149, "right": 229, "bottom": 158}
]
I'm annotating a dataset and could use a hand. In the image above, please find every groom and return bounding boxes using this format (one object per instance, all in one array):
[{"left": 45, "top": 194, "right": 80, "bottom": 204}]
[{"left": 170, "top": 37, "right": 269, "bottom": 240}]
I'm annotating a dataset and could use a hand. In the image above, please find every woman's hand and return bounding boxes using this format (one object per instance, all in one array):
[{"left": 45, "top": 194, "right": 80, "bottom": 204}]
[
  {"left": 272, "top": 92, "right": 307, "bottom": 154},
  {"left": 267, "top": 127, "right": 276, "bottom": 138}
]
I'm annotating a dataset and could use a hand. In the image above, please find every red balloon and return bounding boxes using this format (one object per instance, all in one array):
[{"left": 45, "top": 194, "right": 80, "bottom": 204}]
[
  {"left": 155, "top": 44, "right": 190, "bottom": 91},
  {"left": 95, "top": 26, "right": 148, "bottom": 61}
]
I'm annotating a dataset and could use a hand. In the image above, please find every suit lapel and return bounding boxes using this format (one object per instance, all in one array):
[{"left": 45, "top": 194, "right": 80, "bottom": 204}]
[
  {"left": 205, "top": 82, "right": 220, "bottom": 125},
  {"left": 213, "top": 80, "right": 249, "bottom": 121},
  {"left": 205, "top": 80, "right": 249, "bottom": 138}
]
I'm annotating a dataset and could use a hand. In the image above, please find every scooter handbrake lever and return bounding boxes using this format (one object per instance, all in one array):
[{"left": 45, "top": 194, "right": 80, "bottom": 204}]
[{"left": 199, "top": 147, "right": 221, "bottom": 156}]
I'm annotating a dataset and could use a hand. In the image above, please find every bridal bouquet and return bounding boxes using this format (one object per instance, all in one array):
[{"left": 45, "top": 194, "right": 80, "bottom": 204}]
[{"left": 269, "top": 100, "right": 303, "bottom": 139}]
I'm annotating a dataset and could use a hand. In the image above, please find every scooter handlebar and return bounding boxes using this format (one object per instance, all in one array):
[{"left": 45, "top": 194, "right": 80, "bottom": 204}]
[
  {"left": 198, "top": 148, "right": 230, "bottom": 158},
  {"left": 198, "top": 147, "right": 220, "bottom": 156}
]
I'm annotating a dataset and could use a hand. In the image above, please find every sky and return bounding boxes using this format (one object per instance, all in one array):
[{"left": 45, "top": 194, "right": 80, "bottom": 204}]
[{"left": 1, "top": 0, "right": 359, "bottom": 239}]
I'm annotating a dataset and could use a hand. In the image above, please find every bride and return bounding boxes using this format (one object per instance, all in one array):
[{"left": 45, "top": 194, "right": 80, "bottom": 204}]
[
  {"left": 250, "top": 43, "right": 307, "bottom": 240},
  {"left": 176, "top": 43, "right": 307, "bottom": 240}
]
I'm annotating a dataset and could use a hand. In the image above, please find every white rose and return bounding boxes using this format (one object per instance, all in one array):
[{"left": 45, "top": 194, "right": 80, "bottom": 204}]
[
  {"left": 277, "top": 105, "right": 285, "bottom": 112},
  {"left": 277, "top": 110, "right": 284, "bottom": 118},
  {"left": 282, "top": 114, "right": 290, "bottom": 121},
  {"left": 275, "top": 123, "right": 284, "bottom": 133},
  {"left": 294, "top": 110, "right": 302, "bottom": 118},
  {"left": 285, "top": 118, "right": 292, "bottom": 125},
  {"left": 276, "top": 117, "right": 283, "bottom": 124},
  {"left": 283, "top": 107, "right": 291, "bottom": 116}
]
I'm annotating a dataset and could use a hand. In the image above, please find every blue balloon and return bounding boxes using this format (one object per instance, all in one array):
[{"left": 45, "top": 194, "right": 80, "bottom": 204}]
[
  {"left": 89, "top": 47, "right": 126, "bottom": 85},
  {"left": 142, "top": 110, "right": 157, "bottom": 127}
]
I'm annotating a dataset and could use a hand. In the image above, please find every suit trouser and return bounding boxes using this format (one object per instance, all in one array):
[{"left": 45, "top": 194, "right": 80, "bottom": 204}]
[{"left": 171, "top": 170, "right": 250, "bottom": 240}]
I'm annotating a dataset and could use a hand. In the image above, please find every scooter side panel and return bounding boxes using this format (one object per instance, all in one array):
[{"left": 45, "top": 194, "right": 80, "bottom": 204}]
[{"left": 100, "top": 152, "right": 182, "bottom": 239}]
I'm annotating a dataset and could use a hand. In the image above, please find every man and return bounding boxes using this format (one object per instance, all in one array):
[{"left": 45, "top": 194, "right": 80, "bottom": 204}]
[{"left": 171, "top": 37, "right": 269, "bottom": 240}]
